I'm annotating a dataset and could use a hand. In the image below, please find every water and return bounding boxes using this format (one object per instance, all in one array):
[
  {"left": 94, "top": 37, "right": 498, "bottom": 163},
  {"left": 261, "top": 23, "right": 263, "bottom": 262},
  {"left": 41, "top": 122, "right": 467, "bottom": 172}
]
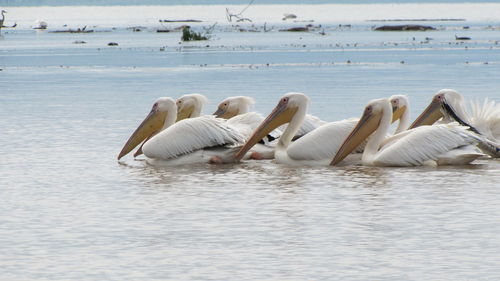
[{"left": 1, "top": 5, "right": 500, "bottom": 280}]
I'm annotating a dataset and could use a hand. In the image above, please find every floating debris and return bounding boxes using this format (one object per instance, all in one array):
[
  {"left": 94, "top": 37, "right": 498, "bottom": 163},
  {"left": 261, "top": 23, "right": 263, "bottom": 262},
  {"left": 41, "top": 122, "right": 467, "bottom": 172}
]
[
  {"left": 367, "top": 18, "right": 465, "bottom": 22},
  {"left": 455, "top": 35, "right": 471, "bottom": 40},
  {"left": 50, "top": 26, "right": 93, "bottom": 33},
  {"left": 73, "top": 40, "right": 86, "bottom": 44},
  {"left": 374, "top": 25, "right": 436, "bottom": 31},
  {"left": 159, "top": 19, "right": 202, "bottom": 23},
  {"left": 282, "top": 13, "right": 297, "bottom": 21},
  {"left": 280, "top": 27, "right": 308, "bottom": 32},
  {"left": 33, "top": 20, "right": 48, "bottom": 29}
]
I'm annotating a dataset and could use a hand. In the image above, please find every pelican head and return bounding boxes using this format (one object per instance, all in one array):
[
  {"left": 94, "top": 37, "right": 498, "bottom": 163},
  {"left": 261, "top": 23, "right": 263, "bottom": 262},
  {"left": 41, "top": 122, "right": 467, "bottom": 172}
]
[
  {"left": 175, "top": 93, "right": 207, "bottom": 121},
  {"left": 331, "top": 98, "right": 390, "bottom": 165},
  {"left": 233, "top": 92, "right": 308, "bottom": 161},
  {"left": 118, "top": 97, "right": 176, "bottom": 160},
  {"left": 409, "top": 89, "right": 473, "bottom": 130},
  {"left": 213, "top": 96, "right": 255, "bottom": 119},
  {"left": 390, "top": 94, "right": 408, "bottom": 122}
]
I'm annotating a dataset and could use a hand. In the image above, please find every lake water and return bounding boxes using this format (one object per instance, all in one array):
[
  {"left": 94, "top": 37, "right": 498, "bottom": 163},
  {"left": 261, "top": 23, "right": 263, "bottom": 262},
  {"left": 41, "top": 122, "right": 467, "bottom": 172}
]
[{"left": 1, "top": 4, "right": 500, "bottom": 280}]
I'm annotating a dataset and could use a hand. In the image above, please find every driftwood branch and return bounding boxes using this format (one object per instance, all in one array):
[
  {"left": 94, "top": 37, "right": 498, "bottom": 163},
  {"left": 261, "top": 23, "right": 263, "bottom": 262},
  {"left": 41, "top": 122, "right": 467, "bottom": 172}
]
[{"left": 226, "top": 0, "right": 255, "bottom": 22}]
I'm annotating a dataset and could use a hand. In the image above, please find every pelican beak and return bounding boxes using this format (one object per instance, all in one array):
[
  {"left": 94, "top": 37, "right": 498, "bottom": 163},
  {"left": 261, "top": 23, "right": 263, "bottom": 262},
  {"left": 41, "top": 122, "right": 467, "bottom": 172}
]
[
  {"left": 213, "top": 107, "right": 238, "bottom": 119},
  {"left": 234, "top": 101, "right": 298, "bottom": 161},
  {"left": 441, "top": 102, "right": 481, "bottom": 135},
  {"left": 132, "top": 133, "right": 154, "bottom": 158},
  {"left": 330, "top": 108, "right": 383, "bottom": 165},
  {"left": 117, "top": 108, "right": 167, "bottom": 160},
  {"left": 408, "top": 99, "right": 443, "bottom": 129},
  {"left": 176, "top": 105, "right": 194, "bottom": 122},
  {"left": 392, "top": 105, "right": 406, "bottom": 123}
]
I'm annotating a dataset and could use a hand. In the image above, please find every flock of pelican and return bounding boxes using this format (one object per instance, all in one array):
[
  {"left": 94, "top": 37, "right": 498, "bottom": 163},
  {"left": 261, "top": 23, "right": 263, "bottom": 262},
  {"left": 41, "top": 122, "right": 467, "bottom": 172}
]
[{"left": 118, "top": 89, "right": 500, "bottom": 167}]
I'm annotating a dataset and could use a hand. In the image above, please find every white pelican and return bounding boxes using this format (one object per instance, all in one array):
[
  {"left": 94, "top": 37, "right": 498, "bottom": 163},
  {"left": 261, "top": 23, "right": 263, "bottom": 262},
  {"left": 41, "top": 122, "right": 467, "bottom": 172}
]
[
  {"left": 409, "top": 89, "right": 500, "bottom": 157},
  {"left": 212, "top": 96, "right": 281, "bottom": 159},
  {"left": 331, "top": 98, "right": 484, "bottom": 167},
  {"left": 118, "top": 97, "right": 258, "bottom": 165},
  {"left": 213, "top": 96, "right": 255, "bottom": 119},
  {"left": 133, "top": 93, "right": 208, "bottom": 157},
  {"left": 222, "top": 93, "right": 365, "bottom": 165},
  {"left": 390, "top": 94, "right": 410, "bottom": 134},
  {"left": 176, "top": 93, "right": 208, "bottom": 121}
]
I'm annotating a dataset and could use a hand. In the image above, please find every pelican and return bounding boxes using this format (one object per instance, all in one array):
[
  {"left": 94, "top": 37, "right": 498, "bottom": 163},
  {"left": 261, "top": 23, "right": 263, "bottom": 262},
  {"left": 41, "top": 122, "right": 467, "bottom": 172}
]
[
  {"left": 134, "top": 94, "right": 208, "bottom": 157},
  {"left": 409, "top": 89, "right": 500, "bottom": 157},
  {"left": 213, "top": 95, "right": 284, "bottom": 160},
  {"left": 390, "top": 94, "right": 410, "bottom": 134},
  {"left": 220, "top": 93, "right": 362, "bottom": 165},
  {"left": 331, "top": 98, "right": 484, "bottom": 167},
  {"left": 176, "top": 93, "right": 208, "bottom": 121},
  {"left": 213, "top": 96, "right": 255, "bottom": 119},
  {"left": 132, "top": 93, "right": 208, "bottom": 157},
  {"left": 118, "top": 97, "right": 258, "bottom": 165}
]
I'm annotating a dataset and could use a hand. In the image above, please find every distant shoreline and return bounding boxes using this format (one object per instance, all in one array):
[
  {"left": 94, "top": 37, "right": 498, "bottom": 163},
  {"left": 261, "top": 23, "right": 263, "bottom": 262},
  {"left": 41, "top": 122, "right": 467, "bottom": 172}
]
[{"left": 5, "top": 3, "right": 500, "bottom": 30}]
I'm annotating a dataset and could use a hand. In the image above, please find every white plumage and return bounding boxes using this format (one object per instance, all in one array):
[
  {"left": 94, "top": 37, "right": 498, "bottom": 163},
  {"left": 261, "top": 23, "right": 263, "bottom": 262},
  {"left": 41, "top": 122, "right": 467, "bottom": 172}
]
[
  {"left": 410, "top": 89, "right": 500, "bottom": 157},
  {"left": 469, "top": 98, "right": 500, "bottom": 142},
  {"left": 287, "top": 114, "right": 328, "bottom": 140},
  {"left": 287, "top": 118, "right": 358, "bottom": 161},
  {"left": 375, "top": 124, "right": 481, "bottom": 166},
  {"left": 332, "top": 98, "right": 483, "bottom": 167},
  {"left": 143, "top": 115, "right": 245, "bottom": 160},
  {"left": 233, "top": 92, "right": 361, "bottom": 166}
]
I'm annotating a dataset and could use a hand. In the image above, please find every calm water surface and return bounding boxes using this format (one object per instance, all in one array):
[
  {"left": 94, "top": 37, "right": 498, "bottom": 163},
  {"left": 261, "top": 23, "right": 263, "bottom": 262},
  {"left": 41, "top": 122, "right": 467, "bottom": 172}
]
[{"left": 1, "top": 18, "right": 500, "bottom": 280}]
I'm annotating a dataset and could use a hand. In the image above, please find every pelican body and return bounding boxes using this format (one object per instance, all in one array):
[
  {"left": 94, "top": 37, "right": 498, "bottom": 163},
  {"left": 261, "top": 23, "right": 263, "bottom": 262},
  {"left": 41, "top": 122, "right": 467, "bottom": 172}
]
[
  {"left": 176, "top": 93, "right": 208, "bottom": 121},
  {"left": 331, "top": 98, "right": 483, "bottom": 167},
  {"left": 410, "top": 89, "right": 500, "bottom": 157},
  {"left": 227, "top": 93, "right": 365, "bottom": 165}
]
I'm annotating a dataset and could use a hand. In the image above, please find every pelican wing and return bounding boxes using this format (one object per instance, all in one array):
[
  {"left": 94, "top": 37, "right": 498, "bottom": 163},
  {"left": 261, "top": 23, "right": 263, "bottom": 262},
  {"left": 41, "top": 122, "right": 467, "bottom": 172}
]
[
  {"left": 229, "top": 112, "right": 282, "bottom": 145},
  {"left": 287, "top": 118, "right": 358, "bottom": 160},
  {"left": 226, "top": 112, "right": 264, "bottom": 139},
  {"left": 298, "top": 114, "right": 328, "bottom": 136},
  {"left": 278, "top": 114, "right": 327, "bottom": 139},
  {"left": 375, "top": 123, "right": 480, "bottom": 166},
  {"left": 143, "top": 115, "right": 245, "bottom": 160},
  {"left": 469, "top": 98, "right": 500, "bottom": 141}
]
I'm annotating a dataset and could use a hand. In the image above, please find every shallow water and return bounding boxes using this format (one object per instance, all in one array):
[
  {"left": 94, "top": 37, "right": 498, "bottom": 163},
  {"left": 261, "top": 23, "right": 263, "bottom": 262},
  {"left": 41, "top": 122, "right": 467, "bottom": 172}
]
[{"left": 1, "top": 7, "right": 500, "bottom": 280}]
